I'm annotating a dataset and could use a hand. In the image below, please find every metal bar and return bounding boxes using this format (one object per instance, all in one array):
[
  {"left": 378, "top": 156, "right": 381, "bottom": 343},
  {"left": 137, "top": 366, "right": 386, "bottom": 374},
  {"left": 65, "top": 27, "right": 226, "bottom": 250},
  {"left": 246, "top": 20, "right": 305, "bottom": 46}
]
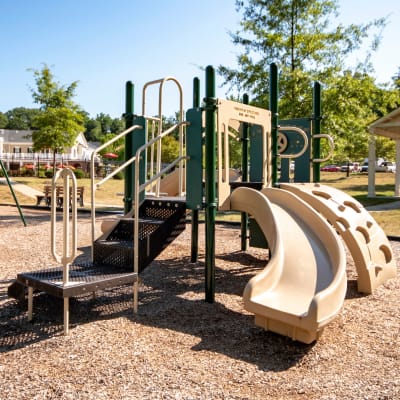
[
  {"left": 64, "top": 297, "right": 69, "bottom": 335},
  {"left": 191, "top": 77, "right": 200, "bottom": 263},
  {"left": 313, "top": 81, "right": 322, "bottom": 183},
  {"left": 241, "top": 93, "right": 249, "bottom": 251},
  {"left": 204, "top": 66, "right": 216, "bottom": 303},
  {"left": 125, "top": 81, "right": 135, "bottom": 215},
  {"left": 138, "top": 156, "right": 187, "bottom": 193},
  {"left": 270, "top": 63, "right": 279, "bottom": 187},
  {"left": 28, "top": 286, "right": 33, "bottom": 321},
  {"left": 0, "top": 159, "right": 26, "bottom": 226}
]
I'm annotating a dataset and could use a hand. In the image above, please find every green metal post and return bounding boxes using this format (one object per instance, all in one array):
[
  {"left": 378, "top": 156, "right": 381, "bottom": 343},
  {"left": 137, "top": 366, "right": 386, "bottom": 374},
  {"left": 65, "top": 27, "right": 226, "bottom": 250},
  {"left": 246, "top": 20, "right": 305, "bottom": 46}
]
[
  {"left": 0, "top": 160, "right": 26, "bottom": 226},
  {"left": 124, "top": 81, "right": 134, "bottom": 214},
  {"left": 313, "top": 81, "right": 322, "bottom": 183},
  {"left": 241, "top": 93, "right": 249, "bottom": 251},
  {"left": 191, "top": 77, "right": 200, "bottom": 263},
  {"left": 204, "top": 66, "right": 217, "bottom": 303},
  {"left": 270, "top": 63, "right": 279, "bottom": 187}
]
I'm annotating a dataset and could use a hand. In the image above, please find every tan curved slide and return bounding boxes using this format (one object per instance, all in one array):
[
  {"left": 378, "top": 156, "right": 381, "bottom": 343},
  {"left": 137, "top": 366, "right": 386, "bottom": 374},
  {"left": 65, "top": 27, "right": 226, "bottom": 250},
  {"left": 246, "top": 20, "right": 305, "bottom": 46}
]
[
  {"left": 280, "top": 183, "right": 396, "bottom": 294},
  {"left": 230, "top": 187, "right": 347, "bottom": 344}
]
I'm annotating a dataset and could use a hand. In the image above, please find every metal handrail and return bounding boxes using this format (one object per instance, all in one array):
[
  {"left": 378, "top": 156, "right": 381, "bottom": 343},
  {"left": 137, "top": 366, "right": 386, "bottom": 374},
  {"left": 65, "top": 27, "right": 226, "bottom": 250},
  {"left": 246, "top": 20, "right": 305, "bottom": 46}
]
[
  {"left": 278, "top": 126, "right": 309, "bottom": 159},
  {"left": 90, "top": 124, "right": 142, "bottom": 256},
  {"left": 51, "top": 168, "right": 77, "bottom": 269},
  {"left": 141, "top": 77, "right": 185, "bottom": 196},
  {"left": 50, "top": 167, "right": 77, "bottom": 335},
  {"left": 312, "top": 134, "right": 335, "bottom": 162},
  {"left": 132, "top": 121, "right": 189, "bottom": 311}
]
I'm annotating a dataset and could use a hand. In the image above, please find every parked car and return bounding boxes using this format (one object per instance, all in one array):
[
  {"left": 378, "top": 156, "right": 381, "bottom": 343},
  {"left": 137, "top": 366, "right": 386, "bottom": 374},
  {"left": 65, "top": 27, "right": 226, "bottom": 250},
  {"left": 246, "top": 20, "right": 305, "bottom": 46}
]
[
  {"left": 360, "top": 162, "right": 368, "bottom": 173},
  {"left": 321, "top": 164, "right": 340, "bottom": 172},
  {"left": 380, "top": 161, "right": 396, "bottom": 173},
  {"left": 340, "top": 162, "right": 355, "bottom": 172},
  {"left": 361, "top": 160, "right": 396, "bottom": 173}
]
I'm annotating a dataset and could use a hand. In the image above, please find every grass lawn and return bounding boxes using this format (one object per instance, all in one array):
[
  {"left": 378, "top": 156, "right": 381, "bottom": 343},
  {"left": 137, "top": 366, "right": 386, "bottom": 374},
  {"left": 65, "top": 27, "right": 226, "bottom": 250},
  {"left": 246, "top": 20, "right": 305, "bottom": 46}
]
[{"left": 1, "top": 171, "right": 399, "bottom": 236}]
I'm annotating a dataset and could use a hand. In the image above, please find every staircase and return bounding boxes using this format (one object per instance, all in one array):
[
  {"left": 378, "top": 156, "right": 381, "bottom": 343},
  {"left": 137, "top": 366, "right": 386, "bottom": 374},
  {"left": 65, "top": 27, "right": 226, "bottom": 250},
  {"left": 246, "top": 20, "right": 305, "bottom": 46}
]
[{"left": 93, "top": 198, "right": 186, "bottom": 272}]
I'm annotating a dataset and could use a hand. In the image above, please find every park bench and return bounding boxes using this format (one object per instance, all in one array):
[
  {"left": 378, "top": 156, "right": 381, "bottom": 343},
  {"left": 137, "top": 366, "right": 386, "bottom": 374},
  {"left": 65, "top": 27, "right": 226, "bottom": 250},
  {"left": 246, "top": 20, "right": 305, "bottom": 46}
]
[{"left": 36, "top": 185, "right": 84, "bottom": 208}]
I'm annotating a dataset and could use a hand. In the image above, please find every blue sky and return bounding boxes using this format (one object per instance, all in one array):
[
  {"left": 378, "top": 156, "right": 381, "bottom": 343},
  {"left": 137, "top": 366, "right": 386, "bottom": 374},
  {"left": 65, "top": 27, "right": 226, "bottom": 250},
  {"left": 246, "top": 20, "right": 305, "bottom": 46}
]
[{"left": 1, "top": 0, "right": 399, "bottom": 119}]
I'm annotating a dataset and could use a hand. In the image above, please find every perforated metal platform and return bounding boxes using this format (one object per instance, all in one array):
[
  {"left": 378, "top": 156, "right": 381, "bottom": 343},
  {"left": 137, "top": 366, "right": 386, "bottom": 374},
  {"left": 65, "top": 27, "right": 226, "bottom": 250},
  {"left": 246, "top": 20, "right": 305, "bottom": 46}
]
[{"left": 15, "top": 263, "right": 138, "bottom": 298}]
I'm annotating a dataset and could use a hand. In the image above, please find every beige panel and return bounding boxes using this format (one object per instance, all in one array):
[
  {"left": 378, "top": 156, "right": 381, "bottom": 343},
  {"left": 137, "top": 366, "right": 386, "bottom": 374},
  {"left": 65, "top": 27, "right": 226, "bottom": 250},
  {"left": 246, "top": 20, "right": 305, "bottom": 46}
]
[
  {"left": 230, "top": 187, "right": 347, "bottom": 344},
  {"left": 281, "top": 183, "right": 397, "bottom": 293}
]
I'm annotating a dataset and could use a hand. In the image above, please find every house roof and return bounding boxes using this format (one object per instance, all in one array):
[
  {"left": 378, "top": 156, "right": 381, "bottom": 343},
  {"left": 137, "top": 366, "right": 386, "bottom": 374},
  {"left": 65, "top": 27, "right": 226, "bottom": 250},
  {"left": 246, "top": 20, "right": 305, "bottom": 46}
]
[
  {"left": 369, "top": 107, "right": 400, "bottom": 139},
  {"left": 0, "top": 129, "right": 88, "bottom": 148},
  {"left": 0, "top": 129, "right": 32, "bottom": 144}
]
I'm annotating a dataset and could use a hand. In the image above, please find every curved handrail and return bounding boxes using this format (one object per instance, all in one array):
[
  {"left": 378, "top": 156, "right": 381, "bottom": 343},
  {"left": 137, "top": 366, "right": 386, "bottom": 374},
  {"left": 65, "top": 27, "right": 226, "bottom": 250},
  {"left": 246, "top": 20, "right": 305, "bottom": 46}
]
[
  {"left": 312, "top": 134, "right": 335, "bottom": 163},
  {"left": 51, "top": 168, "right": 77, "bottom": 283},
  {"left": 278, "top": 126, "right": 309, "bottom": 159},
  {"left": 142, "top": 77, "right": 185, "bottom": 195}
]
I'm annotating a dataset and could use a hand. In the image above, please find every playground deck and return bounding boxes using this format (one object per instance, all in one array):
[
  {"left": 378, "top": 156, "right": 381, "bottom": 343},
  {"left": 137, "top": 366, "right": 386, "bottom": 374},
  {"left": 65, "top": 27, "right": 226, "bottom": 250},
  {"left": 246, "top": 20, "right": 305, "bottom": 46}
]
[{"left": 14, "top": 263, "right": 137, "bottom": 298}]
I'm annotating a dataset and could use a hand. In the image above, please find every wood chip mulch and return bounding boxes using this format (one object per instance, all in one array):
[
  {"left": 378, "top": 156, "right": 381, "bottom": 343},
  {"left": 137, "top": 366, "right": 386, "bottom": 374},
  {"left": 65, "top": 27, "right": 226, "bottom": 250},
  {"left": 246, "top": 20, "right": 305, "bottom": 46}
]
[{"left": 0, "top": 205, "right": 399, "bottom": 400}]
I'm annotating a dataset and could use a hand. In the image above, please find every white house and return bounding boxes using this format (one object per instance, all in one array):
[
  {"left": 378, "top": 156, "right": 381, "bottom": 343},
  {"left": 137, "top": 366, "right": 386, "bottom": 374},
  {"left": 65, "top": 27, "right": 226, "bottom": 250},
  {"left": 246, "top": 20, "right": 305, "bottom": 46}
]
[{"left": 0, "top": 129, "right": 98, "bottom": 171}]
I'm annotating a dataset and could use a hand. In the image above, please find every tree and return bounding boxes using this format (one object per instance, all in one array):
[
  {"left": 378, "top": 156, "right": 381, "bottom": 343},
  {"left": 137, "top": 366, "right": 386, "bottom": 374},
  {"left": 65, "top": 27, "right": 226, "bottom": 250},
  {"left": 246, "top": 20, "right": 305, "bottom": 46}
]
[
  {"left": 83, "top": 114, "right": 124, "bottom": 142},
  {"left": 84, "top": 118, "right": 102, "bottom": 141},
  {"left": 5, "top": 107, "right": 40, "bottom": 130},
  {"left": 322, "top": 70, "right": 399, "bottom": 162},
  {"left": 0, "top": 112, "right": 7, "bottom": 128},
  {"left": 219, "top": 0, "right": 395, "bottom": 161},
  {"left": 30, "top": 65, "right": 84, "bottom": 172}
]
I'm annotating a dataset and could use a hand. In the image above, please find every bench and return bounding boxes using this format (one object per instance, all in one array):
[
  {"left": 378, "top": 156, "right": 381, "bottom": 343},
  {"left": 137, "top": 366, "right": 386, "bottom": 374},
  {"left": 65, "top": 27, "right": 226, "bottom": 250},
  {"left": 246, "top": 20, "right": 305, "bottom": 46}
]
[
  {"left": 35, "top": 185, "right": 52, "bottom": 206},
  {"left": 36, "top": 185, "right": 85, "bottom": 208}
]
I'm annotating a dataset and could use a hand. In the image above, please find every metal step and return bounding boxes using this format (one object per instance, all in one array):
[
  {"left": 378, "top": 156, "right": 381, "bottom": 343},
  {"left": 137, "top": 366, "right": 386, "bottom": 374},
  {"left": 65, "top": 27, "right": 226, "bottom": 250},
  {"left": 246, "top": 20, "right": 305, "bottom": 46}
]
[{"left": 93, "top": 198, "right": 186, "bottom": 272}]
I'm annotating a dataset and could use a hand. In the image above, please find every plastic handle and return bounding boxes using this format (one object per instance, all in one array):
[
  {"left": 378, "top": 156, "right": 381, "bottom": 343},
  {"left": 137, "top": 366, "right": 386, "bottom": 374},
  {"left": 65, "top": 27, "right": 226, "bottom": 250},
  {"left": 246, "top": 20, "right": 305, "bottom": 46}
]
[
  {"left": 313, "top": 134, "right": 334, "bottom": 162},
  {"left": 278, "top": 126, "right": 309, "bottom": 159}
]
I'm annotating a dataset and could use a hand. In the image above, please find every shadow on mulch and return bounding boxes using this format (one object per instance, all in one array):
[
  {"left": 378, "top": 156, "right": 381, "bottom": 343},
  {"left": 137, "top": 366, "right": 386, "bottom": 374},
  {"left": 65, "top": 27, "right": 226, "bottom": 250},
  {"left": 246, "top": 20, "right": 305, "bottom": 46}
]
[
  {"left": 345, "top": 279, "right": 369, "bottom": 300},
  {"left": 0, "top": 252, "right": 313, "bottom": 372}
]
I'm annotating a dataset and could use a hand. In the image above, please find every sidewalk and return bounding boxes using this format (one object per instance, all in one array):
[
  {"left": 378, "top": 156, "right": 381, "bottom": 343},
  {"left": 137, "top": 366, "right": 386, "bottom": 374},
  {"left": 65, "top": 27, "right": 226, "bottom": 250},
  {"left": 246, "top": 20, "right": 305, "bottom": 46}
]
[
  {"left": 0, "top": 178, "right": 43, "bottom": 199},
  {"left": 366, "top": 200, "right": 400, "bottom": 211}
]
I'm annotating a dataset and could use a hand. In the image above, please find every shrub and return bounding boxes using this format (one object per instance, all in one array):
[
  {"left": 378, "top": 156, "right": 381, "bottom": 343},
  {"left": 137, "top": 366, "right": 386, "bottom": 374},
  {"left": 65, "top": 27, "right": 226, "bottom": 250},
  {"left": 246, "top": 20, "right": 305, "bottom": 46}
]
[
  {"left": 21, "top": 168, "right": 35, "bottom": 177},
  {"left": 73, "top": 168, "right": 85, "bottom": 179},
  {"left": 45, "top": 170, "right": 54, "bottom": 178},
  {"left": 113, "top": 171, "right": 124, "bottom": 180}
]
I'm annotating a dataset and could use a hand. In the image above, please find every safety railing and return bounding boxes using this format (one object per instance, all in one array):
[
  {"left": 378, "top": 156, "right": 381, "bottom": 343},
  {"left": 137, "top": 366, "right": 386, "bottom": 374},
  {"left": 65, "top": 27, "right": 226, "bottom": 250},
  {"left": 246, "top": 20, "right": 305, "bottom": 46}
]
[
  {"left": 89, "top": 118, "right": 188, "bottom": 311},
  {"left": 142, "top": 77, "right": 185, "bottom": 197},
  {"left": 90, "top": 124, "right": 143, "bottom": 250},
  {"left": 50, "top": 167, "right": 77, "bottom": 335},
  {"left": 132, "top": 121, "right": 189, "bottom": 310}
]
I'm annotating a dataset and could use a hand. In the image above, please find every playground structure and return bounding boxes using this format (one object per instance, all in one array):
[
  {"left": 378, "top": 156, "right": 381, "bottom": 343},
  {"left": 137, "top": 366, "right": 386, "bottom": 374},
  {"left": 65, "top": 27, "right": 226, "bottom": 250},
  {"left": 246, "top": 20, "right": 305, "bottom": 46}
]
[{"left": 8, "top": 64, "right": 396, "bottom": 343}]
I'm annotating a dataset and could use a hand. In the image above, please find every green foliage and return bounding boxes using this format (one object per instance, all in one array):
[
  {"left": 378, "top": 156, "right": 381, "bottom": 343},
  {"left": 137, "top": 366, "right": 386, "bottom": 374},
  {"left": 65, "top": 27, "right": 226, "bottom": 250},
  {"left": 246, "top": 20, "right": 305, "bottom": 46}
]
[
  {"left": 99, "top": 132, "right": 124, "bottom": 159},
  {"left": 161, "top": 135, "right": 180, "bottom": 163},
  {"left": 0, "top": 112, "right": 8, "bottom": 128},
  {"left": 29, "top": 65, "right": 85, "bottom": 166},
  {"left": 113, "top": 171, "right": 124, "bottom": 180},
  {"left": 4, "top": 107, "right": 40, "bottom": 130},
  {"left": 45, "top": 170, "right": 53, "bottom": 178},
  {"left": 30, "top": 65, "right": 78, "bottom": 109},
  {"left": 83, "top": 113, "right": 125, "bottom": 142},
  {"left": 324, "top": 71, "right": 400, "bottom": 162},
  {"left": 20, "top": 167, "right": 35, "bottom": 177},
  {"left": 218, "top": 0, "right": 399, "bottom": 161},
  {"left": 73, "top": 168, "right": 85, "bottom": 179}
]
